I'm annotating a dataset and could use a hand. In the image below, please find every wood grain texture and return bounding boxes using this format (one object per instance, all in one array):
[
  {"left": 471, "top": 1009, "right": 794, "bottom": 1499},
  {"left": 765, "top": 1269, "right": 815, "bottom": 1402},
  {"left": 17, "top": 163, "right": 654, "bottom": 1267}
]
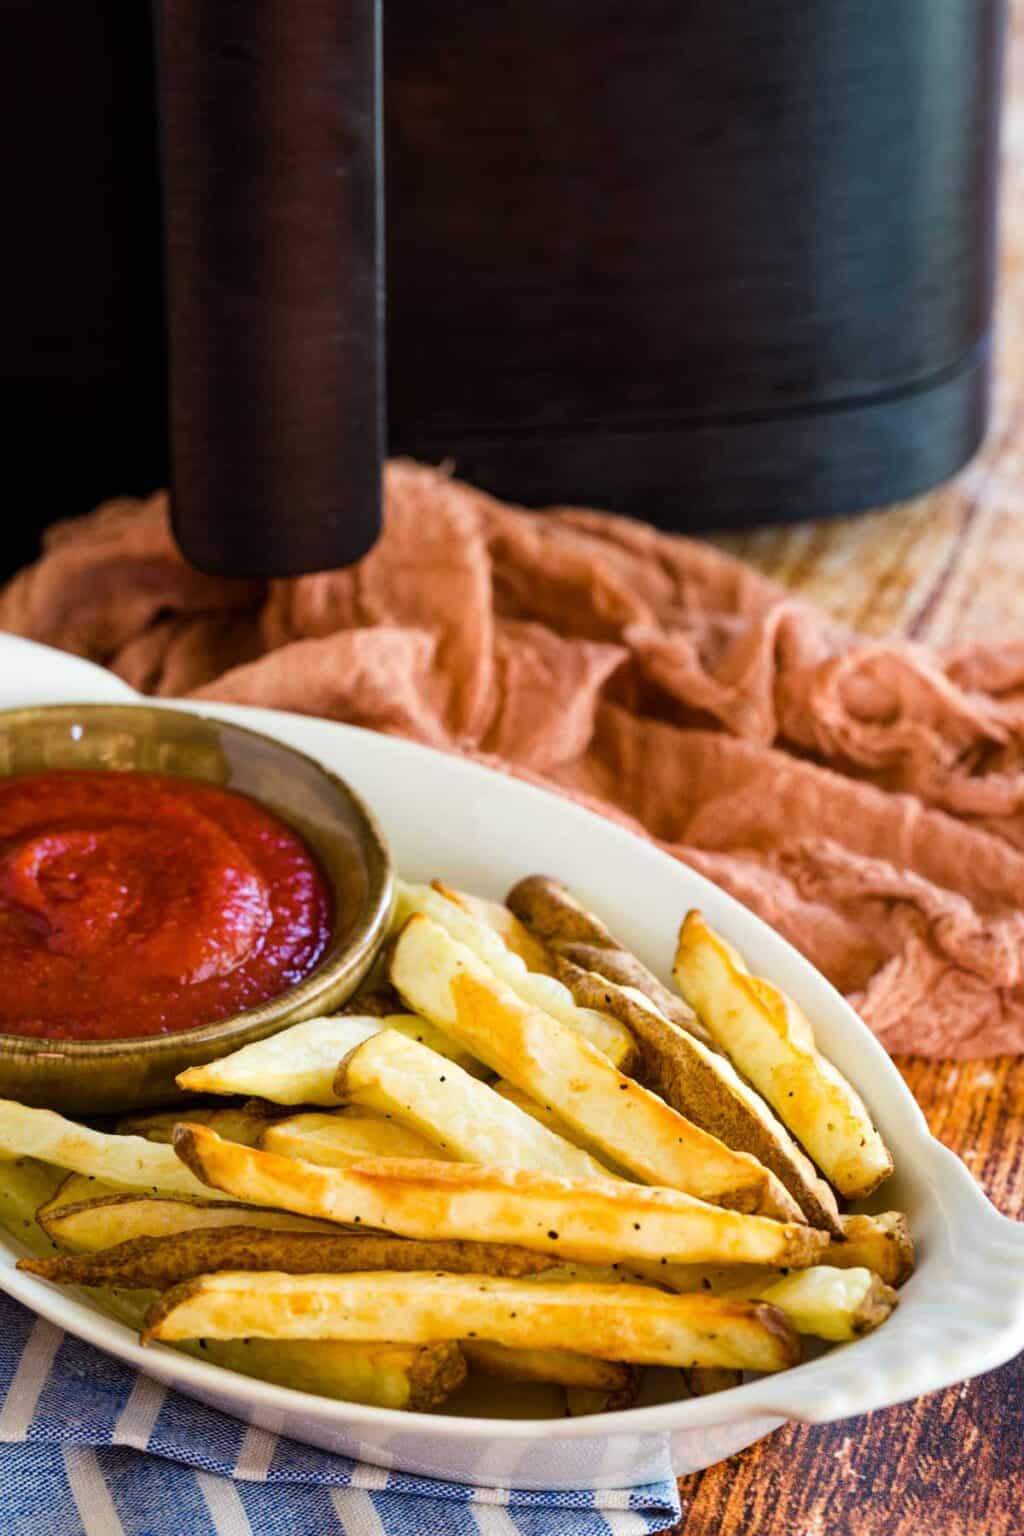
[{"left": 664, "top": 6, "right": 1024, "bottom": 1531}]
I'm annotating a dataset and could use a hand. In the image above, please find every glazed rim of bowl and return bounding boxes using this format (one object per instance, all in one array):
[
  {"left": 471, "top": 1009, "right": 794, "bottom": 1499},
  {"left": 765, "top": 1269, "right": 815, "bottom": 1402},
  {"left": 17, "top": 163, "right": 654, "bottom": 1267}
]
[{"left": 0, "top": 702, "right": 395, "bottom": 1062}]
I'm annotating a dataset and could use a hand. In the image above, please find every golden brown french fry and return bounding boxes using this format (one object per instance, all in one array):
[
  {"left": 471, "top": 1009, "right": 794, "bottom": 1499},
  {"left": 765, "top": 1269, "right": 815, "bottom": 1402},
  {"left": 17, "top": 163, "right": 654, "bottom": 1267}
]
[
  {"left": 21, "top": 1227, "right": 554, "bottom": 1290},
  {"left": 461, "top": 1340, "right": 639, "bottom": 1395},
  {"left": 173, "top": 1125, "right": 829, "bottom": 1269},
  {"left": 674, "top": 912, "right": 894, "bottom": 1199},
  {"left": 37, "top": 1192, "right": 337, "bottom": 1251},
  {"left": 389, "top": 916, "right": 802, "bottom": 1220},
  {"left": 0, "top": 1099, "right": 229, "bottom": 1201},
  {"left": 143, "top": 1271, "right": 800, "bottom": 1373},
  {"left": 262, "top": 1110, "right": 446, "bottom": 1168},
  {"left": 393, "top": 882, "right": 635, "bottom": 1068},
  {"left": 116, "top": 1102, "right": 286, "bottom": 1147},
  {"left": 507, "top": 874, "right": 704, "bottom": 1039},
  {"left": 830, "top": 1213, "right": 915, "bottom": 1287},
  {"left": 176, "top": 1013, "right": 485, "bottom": 1103},
  {"left": 335, "top": 1030, "right": 616, "bottom": 1180},
  {"left": 0, "top": 1158, "right": 64, "bottom": 1257},
  {"left": 550, "top": 952, "right": 842, "bottom": 1235},
  {"left": 78, "top": 1278, "right": 466, "bottom": 1410},
  {"left": 431, "top": 883, "right": 552, "bottom": 974}
]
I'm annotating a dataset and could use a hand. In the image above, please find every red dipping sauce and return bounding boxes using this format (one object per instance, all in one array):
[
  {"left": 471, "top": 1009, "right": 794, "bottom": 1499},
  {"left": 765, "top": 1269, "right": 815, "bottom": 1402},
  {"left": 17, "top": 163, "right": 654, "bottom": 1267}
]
[{"left": 0, "top": 771, "right": 333, "bottom": 1041}]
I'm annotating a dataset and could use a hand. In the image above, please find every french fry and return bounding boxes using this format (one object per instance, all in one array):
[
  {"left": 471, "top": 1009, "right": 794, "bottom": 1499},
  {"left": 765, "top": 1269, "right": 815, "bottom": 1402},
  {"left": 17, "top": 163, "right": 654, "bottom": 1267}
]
[
  {"left": 506, "top": 880, "right": 840, "bottom": 1230},
  {"left": 218, "top": 1337, "right": 466, "bottom": 1410},
  {"left": 262, "top": 1109, "right": 446, "bottom": 1167},
  {"left": 507, "top": 874, "right": 705, "bottom": 1040},
  {"left": 0, "top": 1099, "right": 232, "bottom": 1201},
  {"left": 389, "top": 916, "right": 803, "bottom": 1220},
  {"left": 0, "top": 1158, "right": 65, "bottom": 1257},
  {"left": 719, "top": 1266, "right": 897, "bottom": 1342},
  {"left": 431, "top": 883, "right": 552, "bottom": 974},
  {"left": 36, "top": 1173, "right": 138, "bottom": 1230},
  {"left": 673, "top": 912, "right": 894, "bottom": 1199},
  {"left": 461, "top": 1340, "right": 639, "bottom": 1395},
  {"left": 75, "top": 1276, "right": 466, "bottom": 1410},
  {"left": 173, "top": 1125, "right": 829, "bottom": 1269},
  {"left": 653, "top": 1259, "right": 897, "bottom": 1341},
  {"left": 829, "top": 1212, "right": 915, "bottom": 1287},
  {"left": 393, "top": 882, "right": 635, "bottom": 1069},
  {"left": 21, "top": 1228, "right": 553, "bottom": 1290},
  {"left": 117, "top": 1102, "right": 286, "bottom": 1147},
  {"left": 143, "top": 1270, "right": 801, "bottom": 1373},
  {"left": 176, "top": 1013, "right": 485, "bottom": 1104},
  {"left": 551, "top": 954, "right": 842, "bottom": 1235},
  {"left": 335, "top": 1030, "right": 617, "bottom": 1180},
  {"left": 37, "top": 1192, "right": 336, "bottom": 1251}
]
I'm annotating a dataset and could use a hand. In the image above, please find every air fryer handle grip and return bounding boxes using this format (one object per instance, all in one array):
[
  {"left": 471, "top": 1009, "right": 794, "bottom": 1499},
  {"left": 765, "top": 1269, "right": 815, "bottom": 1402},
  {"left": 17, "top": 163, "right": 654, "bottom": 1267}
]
[{"left": 157, "top": 0, "right": 383, "bottom": 577}]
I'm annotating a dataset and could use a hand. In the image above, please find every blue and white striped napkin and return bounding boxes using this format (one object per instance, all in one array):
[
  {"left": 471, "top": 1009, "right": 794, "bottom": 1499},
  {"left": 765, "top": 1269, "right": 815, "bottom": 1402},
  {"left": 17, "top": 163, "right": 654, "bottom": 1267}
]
[{"left": 0, "top": 1291, "right": 680, "bottom": 1536}]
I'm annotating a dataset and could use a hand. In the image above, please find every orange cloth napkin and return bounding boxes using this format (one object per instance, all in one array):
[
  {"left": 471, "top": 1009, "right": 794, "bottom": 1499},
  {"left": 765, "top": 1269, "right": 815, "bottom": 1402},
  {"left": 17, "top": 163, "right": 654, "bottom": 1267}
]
[{"left": 5, "top": 460, "right": 1024, "bottom": 1058}]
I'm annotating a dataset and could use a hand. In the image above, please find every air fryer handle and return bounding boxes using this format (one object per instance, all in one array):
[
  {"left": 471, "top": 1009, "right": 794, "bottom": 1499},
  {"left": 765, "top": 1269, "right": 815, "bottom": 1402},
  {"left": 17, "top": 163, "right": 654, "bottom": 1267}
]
[{"left": 157, "top": 0, "right": 383, "bottom": 578}]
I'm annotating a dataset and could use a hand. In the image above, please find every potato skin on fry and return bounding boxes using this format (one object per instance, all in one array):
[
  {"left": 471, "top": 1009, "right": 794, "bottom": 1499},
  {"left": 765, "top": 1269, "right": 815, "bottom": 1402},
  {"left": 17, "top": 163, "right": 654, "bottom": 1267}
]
[
  {"left": 830, "top": 1213, "right": 915, "bottom": 1288},
  {"left": 20, "top": 1228, "right": 555, "bottom": 1290},
  {"left": 143, "top": 1270, "right": 801, "bottom": 1373},
  {"left": 461, "top": 1340, "right": 637, "bottom": 1394},
  {"left": 173, "top": 1124, "right": 829, "bottom": 1269},
  {"left": 506, "top": 875, "right": 706, "bottom": 1040},
  {"left": 38, "top": 1193, "right": 336, "bottom": 1250}
]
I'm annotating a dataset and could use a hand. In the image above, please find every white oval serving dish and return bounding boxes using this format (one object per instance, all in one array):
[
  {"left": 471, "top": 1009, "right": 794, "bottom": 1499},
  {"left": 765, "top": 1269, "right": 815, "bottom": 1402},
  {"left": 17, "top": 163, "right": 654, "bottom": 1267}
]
[{"left": 1, "top": 634, "right": 1022, "bottom": 1491}]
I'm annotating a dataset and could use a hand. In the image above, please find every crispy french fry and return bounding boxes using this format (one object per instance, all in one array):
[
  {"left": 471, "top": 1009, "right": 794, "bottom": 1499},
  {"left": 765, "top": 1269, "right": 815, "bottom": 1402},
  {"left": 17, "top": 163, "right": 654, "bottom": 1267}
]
[
  {"left": 393, "top": 882, "right": 635, "bottom": 1069},
  {"left": 673, "top": 912, "right": 894, "bottom": 1199},
  {"left": 507, "top": 874, "right": 705, "bottom": 1039},
  {"left": 0, "top": 1158, "right": 65, "bottom": 1257},
  {"left": 21, "top": 1227, "right": 554, "bottom": 1290},
  {"left": 37, "top": 1192, "right": 336, "bottom": 1251},
  {"left": 0, "top": 1099, "right": 231, "bottom": 1201},
  {"left": 173, "top": 1125, "right": 828, "bottom": 1269},
  {"left": 78, "top": 1277, "right": 465, "bottom": 1409},
  {"left": 461, "top": 1341, "right": 639, "bottom": 1395},
  {"left": 550, "top": 953, "right": 842, "bottom": 1235},
  {"left": 431, "top": 883, "right": 552, "bottom": 974},
  {"left": 829, "top": 1212, "right": 915, "bottom": 1287},
  {"left": 117, "top": 1102, "right": 286, "bottom": 1147},
  {"left": 719, "top": 1266, "right": 897, "bottom": 1342},
  {"left": 389, "top": 917, "right": 802, "bottom": 1220},
  {"left": 176, "top": 1013, "right": 485, "bottom": 1104},
  {"left": 261, "top": 1109, "right": 445, "bottom": 1167},
  {"left": 143, "top": 1270, "right": 800, "bottom": 1373},
  {"left": 335, "top": 1030, "right": 616, "bottom": 1180}
]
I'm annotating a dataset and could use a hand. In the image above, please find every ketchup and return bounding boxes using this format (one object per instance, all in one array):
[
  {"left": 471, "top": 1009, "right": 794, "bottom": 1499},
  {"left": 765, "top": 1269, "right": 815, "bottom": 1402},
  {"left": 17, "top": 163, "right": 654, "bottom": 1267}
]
[{"left": 0, "top": 771, "right": 332, "bottom": 1040}]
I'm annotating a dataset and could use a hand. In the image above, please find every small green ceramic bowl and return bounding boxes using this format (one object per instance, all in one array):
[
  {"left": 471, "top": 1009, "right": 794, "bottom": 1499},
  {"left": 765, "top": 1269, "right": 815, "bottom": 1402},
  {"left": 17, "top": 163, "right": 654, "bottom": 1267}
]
[{"left": 0, "top": 703, "right": 394, "bottom": 1116}]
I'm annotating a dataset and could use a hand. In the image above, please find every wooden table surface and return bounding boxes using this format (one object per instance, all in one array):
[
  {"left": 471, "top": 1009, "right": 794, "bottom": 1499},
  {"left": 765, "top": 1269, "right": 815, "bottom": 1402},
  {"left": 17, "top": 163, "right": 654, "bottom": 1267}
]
[{"left": 662, "top": 9, "right": 1024, "bottom": 1534}]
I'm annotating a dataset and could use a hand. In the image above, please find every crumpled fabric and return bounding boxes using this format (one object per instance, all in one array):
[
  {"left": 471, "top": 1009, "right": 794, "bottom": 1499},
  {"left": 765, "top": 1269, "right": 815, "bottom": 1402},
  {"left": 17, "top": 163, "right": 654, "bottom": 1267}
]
[{"left": 5, "top": 459, "right": 1024, "bottom": 1058}]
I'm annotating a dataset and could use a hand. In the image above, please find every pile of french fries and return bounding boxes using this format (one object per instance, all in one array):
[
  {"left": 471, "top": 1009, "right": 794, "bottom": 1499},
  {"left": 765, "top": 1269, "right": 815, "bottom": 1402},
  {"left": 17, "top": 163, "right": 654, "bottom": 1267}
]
[{"left": 0, "top": 875, "right": 914, "bottom": 1416}]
